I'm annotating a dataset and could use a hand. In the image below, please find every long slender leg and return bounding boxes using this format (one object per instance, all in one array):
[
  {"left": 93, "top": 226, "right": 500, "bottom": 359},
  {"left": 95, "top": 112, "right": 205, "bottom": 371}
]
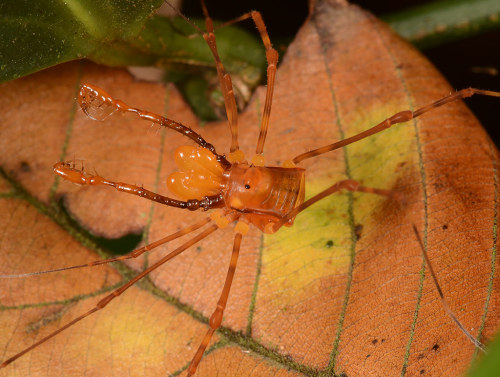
[
  {"left": 200, "top": 0, "right": 240, "bottom": 154},
  {"left": 186, "top": 231, "right": 244, "bottom": 377},
  {"left": 252, "top": 13, "right": 278, "bottom": 156},
  {"left": 207, "top": 10, "right": 279, "bottom": 157},
  {"left": 0, "top": 224, "right": 218, "bottom": 368},
  {"left": 163, "top": 2, "right": 279, "bottom": 158},
  {"left": 53, "top": 162, "right": 224, "bottom": 211},
  {"left": 0, "top": 217, "right": 211, "bottom": 278},
  {"left": 78, "top": 84, "right": 230, "bottom": 169},
  {"left": 411, "top": 225, "right": 486, "bottom": 351},
  {"left": 292, "top": 88, "right": 500, "bottom": 164},
  {"left": 271, "top": 179, "right": 394, "bottom": 232},
  {"left": 160, "top": 1, "right": 241, "bottom": 152}
]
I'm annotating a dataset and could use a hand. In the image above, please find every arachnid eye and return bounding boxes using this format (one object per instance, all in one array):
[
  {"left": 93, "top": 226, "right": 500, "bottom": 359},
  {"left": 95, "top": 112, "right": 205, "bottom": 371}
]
[{"left": 245, "top": 184, "right": 251, "bottom": 189}]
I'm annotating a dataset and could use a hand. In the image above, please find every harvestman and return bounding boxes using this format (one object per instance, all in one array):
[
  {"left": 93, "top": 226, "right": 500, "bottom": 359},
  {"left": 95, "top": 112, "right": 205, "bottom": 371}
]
[{"left": 2, "top": 2, "right": 499, "bottom": 375}]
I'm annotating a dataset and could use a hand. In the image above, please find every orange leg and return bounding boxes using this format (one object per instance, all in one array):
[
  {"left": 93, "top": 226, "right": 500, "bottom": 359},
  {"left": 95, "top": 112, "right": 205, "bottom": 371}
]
[
  {"left": 272, "top": 179, "right": 394, "bottom": 232},
  {"left": 0, "top": 217, "right": 211, "bottom": 278},
  {"left": 199, "top": 0, "right": 240, "bottom": 153},
  {"left": 292, "top": 88, "right": 500, "bottom": 164},
  {"left": 214, "top": 10, "right": 279, "bottom": 155},
  {"left": 0, "top": 224, "right": 219, "bottom": 368},
  {"left": 186, "top": 232, "right": 243, "bottom": 376},
  {"left": 164, "top": 1, "right": 279, "bottom": 157}
]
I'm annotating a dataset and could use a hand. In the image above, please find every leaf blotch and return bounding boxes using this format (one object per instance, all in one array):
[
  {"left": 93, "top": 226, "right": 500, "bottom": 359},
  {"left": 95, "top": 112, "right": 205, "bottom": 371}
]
[
  {"left": 354, "top": 224, "right": 363, "bottom": 240},
  {"left": 19, "top": 161, "right": 31, "bottom": 173}
]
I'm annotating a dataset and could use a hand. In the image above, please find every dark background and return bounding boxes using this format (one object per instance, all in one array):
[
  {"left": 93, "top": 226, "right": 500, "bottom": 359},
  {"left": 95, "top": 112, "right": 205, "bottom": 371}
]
[{"left": 181, "top": 0, "right": 500, "bottom": 147}]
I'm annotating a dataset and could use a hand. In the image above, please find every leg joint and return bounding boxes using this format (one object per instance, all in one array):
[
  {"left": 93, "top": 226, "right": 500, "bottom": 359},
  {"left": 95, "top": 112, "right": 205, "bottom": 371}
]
[{"left": 209, "top": 306, "right": 224, "bottom": 329}]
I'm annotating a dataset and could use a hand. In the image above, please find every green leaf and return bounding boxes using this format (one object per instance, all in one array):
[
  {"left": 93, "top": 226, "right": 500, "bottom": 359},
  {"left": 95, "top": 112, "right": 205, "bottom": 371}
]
[
  {"left": 0, "top": 0, "right": 164, "bottom": 81},
  {"left": 0, "top": 0, "right": 266, "bottom": 119},
  {"left": 383, "top": 0, "right": 500, "bottom": 49},
  {"left": 467, "top": 334, "right": 500, "bottom": 377},
  {"left": 0, "top": 1, "right": 265, "bottom": 85}
]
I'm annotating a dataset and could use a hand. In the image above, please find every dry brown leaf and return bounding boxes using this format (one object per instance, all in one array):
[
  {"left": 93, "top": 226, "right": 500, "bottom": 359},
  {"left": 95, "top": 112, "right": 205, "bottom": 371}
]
[{"left": 1, "top": 1, "right": 498, "bottom": 376}]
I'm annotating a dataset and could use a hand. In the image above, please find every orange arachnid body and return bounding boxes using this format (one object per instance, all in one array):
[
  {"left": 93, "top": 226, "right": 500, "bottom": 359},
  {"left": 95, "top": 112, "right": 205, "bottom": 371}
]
[
  {"left": 3, "top": 1, "right": 500, "bottom": 376},
  {"left": 168, "top": 144, "right": 306, "bottom": 232},
  {"left": 223, "top": 164, "right": 305, "bottom": 231}
]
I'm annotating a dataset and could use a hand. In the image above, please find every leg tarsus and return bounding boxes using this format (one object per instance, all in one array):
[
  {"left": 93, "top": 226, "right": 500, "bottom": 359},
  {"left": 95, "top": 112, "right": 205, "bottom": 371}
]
[
  {"left": 411, "top": 225, "right": 486, "bottom": 351},
  {"left": 413, "top": 87, "right": 500, "bottom": 117}
]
